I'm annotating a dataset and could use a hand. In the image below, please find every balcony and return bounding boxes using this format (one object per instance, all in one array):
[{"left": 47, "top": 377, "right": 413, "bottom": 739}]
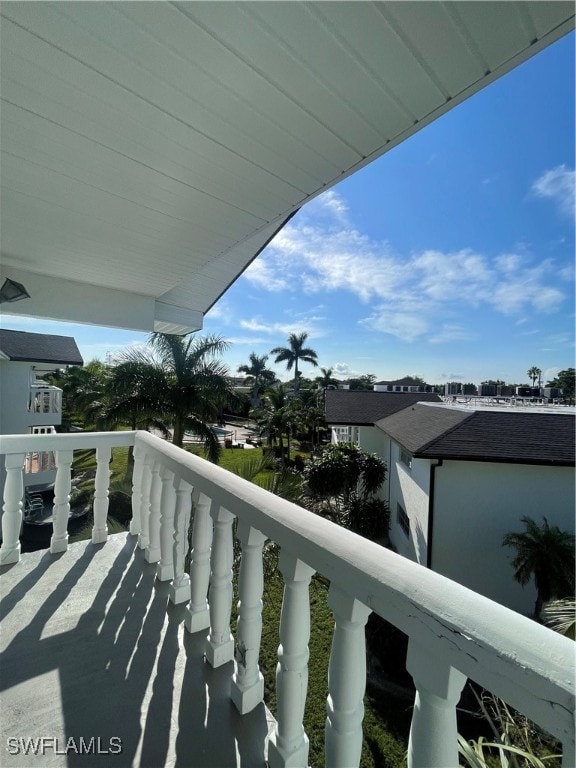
[
  {"left": 28, "top": 385, "right": 62, "bottom": 418},
  {"left": 1, "top": 430, "right": 574, "bottom": 767}
]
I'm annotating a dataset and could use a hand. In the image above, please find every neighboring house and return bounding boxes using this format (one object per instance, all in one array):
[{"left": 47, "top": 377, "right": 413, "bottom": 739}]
[
  {"left": 374, "top": 378, "right": 433, "bottom": 393},
  {"left": 0, "top": 329, "right": 83, "bottom": 492},
  {"left": 325, "top": 391, "right": 575, "bottom": 615},
  {"left": 325, "top": 389, "right": 442, "bottom": 451}
]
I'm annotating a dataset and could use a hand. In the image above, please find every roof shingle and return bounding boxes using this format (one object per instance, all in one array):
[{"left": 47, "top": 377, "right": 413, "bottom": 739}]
[
  {"left": 414, "top": 410, "right": 575, "bottom": 466},
  {"left": 325, "top": 390, "right": 441, "bottom": 426},
  {"left": 0, "top": 329, "right": 83, "bottom": 366}
]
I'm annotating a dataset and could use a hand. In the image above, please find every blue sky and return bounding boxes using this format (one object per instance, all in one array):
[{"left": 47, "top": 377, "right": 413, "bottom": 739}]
[{"left": 2, "top": 32, "right": 574, "bottom": 387}]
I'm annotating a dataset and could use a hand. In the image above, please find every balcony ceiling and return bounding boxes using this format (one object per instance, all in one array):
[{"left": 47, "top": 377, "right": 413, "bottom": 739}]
[{"left": 1, "top": 2, "right": 574, "bottom": 334}]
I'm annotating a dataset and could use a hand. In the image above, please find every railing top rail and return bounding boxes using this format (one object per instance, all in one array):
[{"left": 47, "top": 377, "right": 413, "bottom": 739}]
[
  {"left": 0, "top": 432, "right": 137, "bottom": 452},
  {"left": 135, "top": 431, "right": 574, "bottom": 745}
]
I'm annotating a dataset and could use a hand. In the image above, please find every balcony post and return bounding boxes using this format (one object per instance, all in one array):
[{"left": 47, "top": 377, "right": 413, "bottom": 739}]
[
  {"left": 231, "top": 521, "right": 267, "bottom": 714},
  {"left": 205, "top": 505, "right": 235, "bottom": 667},
  {"left": 268, "top": 551, "right": 314, "bottom": 768},
  {"left": 185, "top": 491, "right": 213, "bottom": 633},
  {"left": 91, "top": 445, "right": 111, "bottom": 544},
  {"left": 169, "top": 477, "right": 192, "bottom": 604},
  {"left": 50, "top": 449, "right": 73, "bottom": 554},
  {"left": 138, "top": 452, "right": 153, "bottom": 550},
  {"left": 0, "top": 453, "right": 25, "bottom": 565},
  {"left": 406, "top": 638, "right": 467, "bottom": 768},
  {"left": 157, "top": 465, "right": 176, "bottom": 581},
  {"left": 129, "top": 443, "right": 144, "bottom": 536},
  {"left": 145, "top": 458, "right": 162, "bottom": 563},
  {"left": 325, "top": 585, "right": 371, "bottom": 768}
]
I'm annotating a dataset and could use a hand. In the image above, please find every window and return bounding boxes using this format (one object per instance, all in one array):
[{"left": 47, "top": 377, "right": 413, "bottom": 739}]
[
  {"left": 397, "top": 503, "right": 410, "bottom": 537},
  {"left": 399, "top": 448, "right": 412, "bottom": 470}
]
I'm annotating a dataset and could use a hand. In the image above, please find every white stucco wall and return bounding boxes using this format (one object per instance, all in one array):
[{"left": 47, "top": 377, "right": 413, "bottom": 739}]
[
  {"left": 356, "top": 426, "right": 386, "bottom": 455},
  {"left": 387, "top": 444, "right": 431, "bottom": 565},
  {"left": 432, "top": 461, "right": 576, "bottom": 615},
  {"left": 0, "top": 361, "right": 34, "bottom": 434}
]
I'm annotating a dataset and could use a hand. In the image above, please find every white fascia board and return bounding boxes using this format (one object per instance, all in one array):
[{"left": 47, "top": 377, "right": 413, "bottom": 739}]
[
  {"left": 153, "top": 301, "right": 203, "bottom": 335},
  {"left": 0, "top": 266, "right": 155, "bottom": 332},
  {"left": 0, "top": 267, "right": 204, "bottom": 334}
]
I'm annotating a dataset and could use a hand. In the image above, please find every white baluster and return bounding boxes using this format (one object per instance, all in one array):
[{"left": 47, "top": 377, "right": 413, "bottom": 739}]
[
  {"left": 406, "top": 638, "right": 466, "bottom": 768},
  {"left": 169, "top": 477, "right": 193, "bottom": 604},
  {"left": 185, "top": 491, "right": 213, "bottom": 633},
  {"left": 145, "top": 459, "right": 162, "bottom": 563},
  {"left": 157, "top": 466, "right": 176, "bottom": 581},
  {"left": 0, "top": 453, "right": 25, "bottom": 565},
  {"left": 268, "top": 551, "right": 314, "bottom": 768},
  {"left": 138, "top": 452, "right": 153, "bottom": 550},
  {"left": 205, "top": 505, "right": 235, "bottom": 668},
  {"left": 50, "top": 450, "right": 73, "bottom": 554},
  {"left": 91, "top": 445, "right": 111, "bottom": 544},
  {"left": 325, "top": 585, "right": 372, "bottom": 768},
  {"left": 129, "top": 443, "right": 144, "bottom": 536},
  {"left": 231, "top": 520, "right": 267, "bottom": 714}
]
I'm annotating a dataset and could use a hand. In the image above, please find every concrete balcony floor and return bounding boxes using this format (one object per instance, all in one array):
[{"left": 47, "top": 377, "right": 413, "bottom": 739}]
[{"left": 0, "top": 533, "right": 275, "bottom": 767}]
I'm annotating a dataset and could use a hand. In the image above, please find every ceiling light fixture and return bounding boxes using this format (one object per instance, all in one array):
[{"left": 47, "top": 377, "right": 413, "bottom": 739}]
[{"left": 0, "top": 278, "right": 31, "bottom": 304}]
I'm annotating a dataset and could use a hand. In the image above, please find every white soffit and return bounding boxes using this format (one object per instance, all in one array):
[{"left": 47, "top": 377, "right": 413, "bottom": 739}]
[{"left": 1, "top": 2, "right": 573, "bottom": 333}]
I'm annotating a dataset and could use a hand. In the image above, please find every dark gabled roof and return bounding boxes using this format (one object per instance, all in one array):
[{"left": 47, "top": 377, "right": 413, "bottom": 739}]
[
  {"left": 377, "top": 405, "right": 575, "bottom": 466},
  {"left": 0, "top": 329, "right": 83, "bottom": 366},
  {"left": 325, "top": 390, "right": 441, "bottom": 426},
  {"left": 376, "top": 403, "right": 470, "bottom": 454}
]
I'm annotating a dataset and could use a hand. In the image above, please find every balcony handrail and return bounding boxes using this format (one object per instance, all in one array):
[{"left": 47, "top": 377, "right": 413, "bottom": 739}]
[
  {"left": 0, "top": 432, "right": 136, "bottom": 453},
  {"left": 135, "top": 431, "right": 573, "bottom": 744},
  {"left": 1, "top": 429, "right": 574, "bottom": 762}
]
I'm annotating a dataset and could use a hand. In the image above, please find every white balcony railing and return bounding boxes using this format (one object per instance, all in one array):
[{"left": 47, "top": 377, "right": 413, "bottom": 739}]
[
  {"left": 28, "top": 385, "right": 62, "bottom": 415},
  {"left": 0, "top": 430, "right": 574, "bottom": 768}
]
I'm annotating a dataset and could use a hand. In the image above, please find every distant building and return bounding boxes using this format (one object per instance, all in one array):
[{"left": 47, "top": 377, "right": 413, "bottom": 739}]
[
  {"left": 374, "top": 378, "right": 431, "bottom": 393},
  {"left": 445, "top": 382, "right": 461, "bottom": 396},
  {"left": 0, "top": 329, "right": 83, "bottom": 492},
  {"left": 479, "top": 383, "right": 497, "bottom": 397}
]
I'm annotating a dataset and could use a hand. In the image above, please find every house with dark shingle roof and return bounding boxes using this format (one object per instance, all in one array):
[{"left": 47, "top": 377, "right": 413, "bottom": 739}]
[
  {"left": 325, "top": 393, "right": 575, "bottom": 615},
  {"left": 0, "top": 329, "right": 83, "bottom": 491}
]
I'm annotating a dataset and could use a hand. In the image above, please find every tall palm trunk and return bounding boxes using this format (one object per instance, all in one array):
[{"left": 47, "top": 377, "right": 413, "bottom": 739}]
[{"left": 173, "top": 418, "right": 185, "bottom": 448}]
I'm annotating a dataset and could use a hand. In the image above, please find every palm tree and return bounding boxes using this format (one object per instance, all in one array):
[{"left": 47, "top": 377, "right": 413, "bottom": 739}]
[
  {"left": 502, "top": 516, "right": 575, "bottom": 619},
  {"left": 271, "top": 332, "right": 318, "bottom": 392},
  {"left": 51, "top": 359, "right": 110, "bottom": 427},
  {"left": 237, "top": 353, "right": 276, "bottom": 406},
  {"left": 253, "top": 385, "right": 302, "bottom": 464},
  {"left": 527, "top": 366, "right": 542, "bottom": 387},
  {"left": 103, "top": 333, "right": 236, "bottom": 462},
  {"left": 314, "top": 367, "right": 339, "bottom": 391},
  {"left": 296, "top": 387, "right": 326, "bottom": 448}
]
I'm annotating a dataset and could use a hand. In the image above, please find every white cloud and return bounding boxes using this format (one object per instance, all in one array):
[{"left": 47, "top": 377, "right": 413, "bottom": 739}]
[
  {"left": 239, "top": 317, "right": 326, "bottom": 339},
  {"left": 429, "top": 324, "right": 476, "bottom": 344},
  {"left": 531, "top": 165, "right": 575, "bottom": 218},
  {"left": 333, "top": 362, "right": 353, "bottom": 376},
  {"left": 224, "top": 336, "right": 270, "bottom": 345},
  {"left": 316, "top": 190, "right": 349, "bottom": 222},
  {"left": 243, "top": 257, "right": 290, "bottom": 292},
  {"left": 360, "top": 305, "right": 430, "bottom": 343},
  {"left": 242, "top": 189, "right": 570, "bottom": 343}
]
